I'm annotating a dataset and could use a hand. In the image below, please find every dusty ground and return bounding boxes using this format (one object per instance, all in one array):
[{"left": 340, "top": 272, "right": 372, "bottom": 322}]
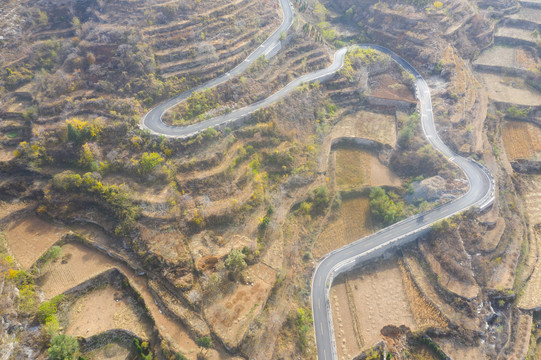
[
  {"left": 0, "top": 148, "right": 16, "bottom": 162},
  {"left": 66, "top": 285, "right": 153, "bottom": 339},
  {"left": 474, "top": 46, "right": 540, "bottom": 72},
  {"left": 478, "top": 73, "right": 541, "bottom": 106},
  {"left": 502, "top": 121, "right": 541, "bottom": 160},
  {"left": 204, "top": 262, "right": 275, "bottom": 349},
  {"left": 437, "top": 338, "right": 487, "bottom": 360},
  {"left": 4, "top": 215, "right": 69, "bottom": 269},
  {"left": 313, "top": 197, "right": 373, "bottom": 258},
  {"left": 84, "top": 342, "right": 134, "bottom": 360}
]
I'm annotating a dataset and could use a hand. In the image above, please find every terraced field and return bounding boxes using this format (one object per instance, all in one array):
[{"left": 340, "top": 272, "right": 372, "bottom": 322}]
[
  {"left": 502, "top": 121, "right": 541, "bottom": 160},
  {"left": 518, "top": 176, "right": 541, "bottom": 310},
  {"left": 144, "top": 0, "right": 280, "bottom": 80}
]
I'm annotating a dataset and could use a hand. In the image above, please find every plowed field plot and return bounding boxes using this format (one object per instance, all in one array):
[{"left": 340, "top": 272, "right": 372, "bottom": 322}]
[
  {"left": 503, "top": 121, "right": 541, "bottom": 160},
  {"left": 331, "top": 259, "right": 418, "bottom": 353},
  {"left": 5, "top": 215, "right": 69, "bottom": 269},
  {"left": 66, "top": 285, "right": 153, "bottom": 340},
  {"left": 331, "top": 111, "right": 397, "bottom": 147},
  {"left": 38, "top": 243, "right": 116, "bottom": 298},
  {"left": 509, "top": 7, "right": 541, "bottom": 24},
  {"left": 496, "top": 27, "right": 538, "bottom": 45},
  {"left": 475, "top": 46, "right": 540, "bottom": 72},
  {"left": 314, "top": 197, "right": 373, "bottom": 258},
  {"left": 479, "top": 73, "right": 541, "bottom": 106},
  {"left": 518, "top": 176, "right": 541, "bottom": 309}
]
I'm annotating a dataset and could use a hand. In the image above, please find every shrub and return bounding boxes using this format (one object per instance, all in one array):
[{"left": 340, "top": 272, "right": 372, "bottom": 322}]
[
  {"left": 37, "top": 295, "right": 65, "bottom": 324},
  {"left": 369, "top": 187, "right": 406, "bottom": 225},
  {"left": 48, "top": 334, "right": 79, "bottom": 360},
  {"left": 139, "top": 152, "right": 164, "bottom": 175}
]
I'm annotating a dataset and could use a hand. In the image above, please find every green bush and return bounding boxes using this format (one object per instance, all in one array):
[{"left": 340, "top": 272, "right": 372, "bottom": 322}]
[
  {"left": 48, "top": 334, "right": 79, "bottom": 360},
  {"left": 139, "top": 152, "right": 164, "bottom": 175},
  {"left": 369, "top": 187, "right": 406, "bottom": 226},
  {"left": 37, "top": 295, "right": 65, "bottom": 324}
]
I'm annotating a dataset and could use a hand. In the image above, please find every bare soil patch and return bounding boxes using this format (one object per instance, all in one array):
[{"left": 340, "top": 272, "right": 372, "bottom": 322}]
[
  {"left": 0, "top": 148, "right": 16, "bottom": 162},
  {"left": 38, "top": 242, "right": 116, "bottom": 298},
  {"left": 313, "top": 197, "right": 373, "bottom": 258},
  {"left": 475, "top": 46, "right": 540, "bottom": 72},
  {"left": 334, "top": 148, "right": 400, "bottom": 191},
  {"left": 5, "top": 215, "right": 69, "bottom": 269},
  {"left": 502, "top": 121, "right": 541, "bottom": 160},
  {"left": 66, "top": 285, "right": 153, "bottom": 339},
  {"left": 370, "top": 73, "right": 416, "bottom": 103},
  {"left": 509, "top": 7, "right": 541, "bottom": 25},
  {"left": 84, "top": 342, "right": 134, "bottom": 360},
  {"left": 437, "top": 338, "right": 487, "bottom": 360},
  {"left": 496, "top": 26, "right": 538, "bottom": 44},
  {"left": 479, "top": 73, "right": 541, "bottom": 106}
]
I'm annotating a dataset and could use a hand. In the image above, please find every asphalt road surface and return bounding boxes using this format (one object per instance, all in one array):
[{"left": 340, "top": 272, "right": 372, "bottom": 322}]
[
  {"left": 140, "top": 3, "right": 494, "bottom": 358},
  {"left": 310, "top": 45, "right": 494, "bottom": 360}
]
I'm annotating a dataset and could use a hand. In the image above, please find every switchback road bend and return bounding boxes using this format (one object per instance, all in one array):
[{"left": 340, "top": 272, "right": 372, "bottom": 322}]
[{"left": 140, "top": 1, "right": 494, "bottom": 358}]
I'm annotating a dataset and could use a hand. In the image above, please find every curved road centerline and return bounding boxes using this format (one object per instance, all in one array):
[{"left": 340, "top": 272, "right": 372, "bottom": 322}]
[{"left": 140, "top": 2, "right": 495, "bottom": 359}]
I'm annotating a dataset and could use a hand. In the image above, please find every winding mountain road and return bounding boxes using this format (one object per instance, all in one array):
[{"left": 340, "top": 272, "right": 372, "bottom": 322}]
[
  {"left": 140, "top": 2, "right": 495, "bottom": 359},
  {"left": 141, "top": 0, "right": 293, "bottom": 138}
]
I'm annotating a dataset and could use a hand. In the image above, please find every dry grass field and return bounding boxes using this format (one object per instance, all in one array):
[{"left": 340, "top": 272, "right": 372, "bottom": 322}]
[
  {"left": 419, "top": 242, "right": 480, "bottom": 299},
  {"left": 331, "top": 111, "right": 397, "bottom": 147},
  {"left": 313, "top": 197, "right": 373, "bottom": 258},
  {"left": 335, "top": 149, "right": 371, "bottom": 190},
  {"left": 502, "top": 121, "right": 541, "bottom": 160},
  {"left": 334, "top": 148, "right": 400, "bottom": 191}
]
